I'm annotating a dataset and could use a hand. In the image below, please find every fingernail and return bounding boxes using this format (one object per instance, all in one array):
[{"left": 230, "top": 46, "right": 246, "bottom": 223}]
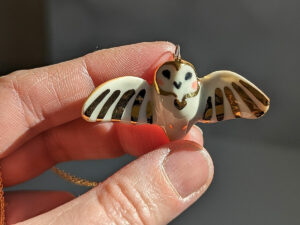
[{"left": 163, "top": 141, "right": 211, "bottom": 198}]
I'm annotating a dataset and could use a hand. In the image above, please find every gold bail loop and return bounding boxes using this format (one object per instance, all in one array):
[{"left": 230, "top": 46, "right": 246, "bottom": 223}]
[{"left": 174, "top": 44, "right": 181, "bottom": 62}]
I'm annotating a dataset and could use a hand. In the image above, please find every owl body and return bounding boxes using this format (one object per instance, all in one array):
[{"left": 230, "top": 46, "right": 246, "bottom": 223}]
[
  {"left": 152, "top": 89, "right": 201, "bottom": 140},
  {"left": 82, "top": 54, "right": 270, "bottom": 141},
  {"left": 152, "top": 61, "right": 201, "bottom": 139}
]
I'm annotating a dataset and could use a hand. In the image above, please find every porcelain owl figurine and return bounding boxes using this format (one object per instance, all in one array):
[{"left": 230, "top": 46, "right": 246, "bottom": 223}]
[{"left": 82, "top": 45, "right": 270, "bottom": 140}]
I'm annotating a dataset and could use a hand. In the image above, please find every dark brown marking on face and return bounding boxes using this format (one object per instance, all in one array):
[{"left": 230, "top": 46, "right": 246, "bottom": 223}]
[{"left": 174, "top": 99, "right": 187, "bottom": 110}]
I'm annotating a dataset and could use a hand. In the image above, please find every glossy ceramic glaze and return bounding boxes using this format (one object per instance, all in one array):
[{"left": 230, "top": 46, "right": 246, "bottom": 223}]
[{"left": 82, "top": 46, "right": 270, "bottom": 140}]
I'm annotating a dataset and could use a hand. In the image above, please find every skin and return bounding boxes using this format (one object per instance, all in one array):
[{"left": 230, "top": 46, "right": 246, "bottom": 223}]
[{"left": 0, "top": 42, "right": 214, "bottom": 225}]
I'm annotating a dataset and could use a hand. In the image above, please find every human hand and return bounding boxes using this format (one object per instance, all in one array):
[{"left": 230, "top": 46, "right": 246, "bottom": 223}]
[{"left": 0, "top": 42, "right": 214, "bottom": 225}]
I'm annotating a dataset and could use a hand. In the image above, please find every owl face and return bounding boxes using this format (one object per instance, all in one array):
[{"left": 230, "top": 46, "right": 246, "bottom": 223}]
[{"left": 155, "top": 60, "right": 199, "bottom": 101}]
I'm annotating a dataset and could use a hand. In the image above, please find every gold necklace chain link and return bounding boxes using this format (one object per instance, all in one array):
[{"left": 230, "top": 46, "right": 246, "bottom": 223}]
[
  {"left": 0, "top": 167, "right": 97, "bottom": 225},
  {"left": 51, "top": 167, "right": 98, "bottom": 187},
  {"left": 0, "top": 169, "right": 5, "bottom": 225}
]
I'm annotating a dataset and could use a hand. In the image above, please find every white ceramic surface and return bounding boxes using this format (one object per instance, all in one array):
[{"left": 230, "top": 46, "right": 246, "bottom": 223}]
[{"left": 82, "top": 59, "right": 270, "bottom": 140}]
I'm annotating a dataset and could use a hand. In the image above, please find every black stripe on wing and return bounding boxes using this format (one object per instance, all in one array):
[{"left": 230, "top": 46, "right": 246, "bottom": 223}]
[
  {"left": 239, "top": 80, "right": 269, "bottom": 106},
  {"left": 224, "top": 86, "right": 241, "bottom": 118},
  {"left": 131, "top": 89, "right": 146, "bottom": 122},
  {"left": 202, "top": 96, "right": 213, "bottom": 121},
  {"left": 98, "top": 90, "right": 121, "bottom": 119},
  {"left": 146, "top": 101, "right": 153, "bottom": 124},
  {"left": 84, "top": 89, "right": 110, "bottom": 117},
  {"left": 215, "top": 88, "right": 224, "bottom": 121},
  {"left": 232, "top": 82, "right": 264, "bottom": 117},
  {"left": 112, "top": 89, "right": 136, "bottom": 120}
]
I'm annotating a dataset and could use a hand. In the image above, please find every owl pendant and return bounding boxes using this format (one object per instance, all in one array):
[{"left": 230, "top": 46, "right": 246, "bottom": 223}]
[{"left": 82, "top": 45, "right": 270, "bottom": 140}]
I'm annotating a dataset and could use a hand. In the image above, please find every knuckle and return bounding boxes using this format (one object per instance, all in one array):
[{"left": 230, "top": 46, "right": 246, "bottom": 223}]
[
  {"left": 1, "top": 70, "right": 45, "bottom": 127},
  {"left": 96, "top": 179, "right": 157, "bottom": 225}
]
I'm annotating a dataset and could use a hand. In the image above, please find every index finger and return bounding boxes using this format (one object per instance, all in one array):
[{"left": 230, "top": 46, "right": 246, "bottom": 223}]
[
  {"left": 0, "top": 42, "right": 175, "bottom": 157},
  {"left": 1, "top": 125, "right": 203, "bottom": 187}
]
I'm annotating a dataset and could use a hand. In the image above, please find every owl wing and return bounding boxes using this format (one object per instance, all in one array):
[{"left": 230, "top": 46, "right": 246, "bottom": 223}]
[
  {"left": 82, "top": 76, "right": 153, "bottom": 124},
  {"left": 196, "top": 70, "right": 270, "bottom": 123}
]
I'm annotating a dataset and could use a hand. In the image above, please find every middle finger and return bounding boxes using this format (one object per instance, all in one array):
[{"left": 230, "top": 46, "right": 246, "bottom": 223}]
[{"left": 1, "top": 119, "right": 203, "bottom": 187}]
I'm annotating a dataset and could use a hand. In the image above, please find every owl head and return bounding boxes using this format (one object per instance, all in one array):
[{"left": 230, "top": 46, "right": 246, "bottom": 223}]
[{"left": 154, "top": 59, "right": 199, "bottom": 102}]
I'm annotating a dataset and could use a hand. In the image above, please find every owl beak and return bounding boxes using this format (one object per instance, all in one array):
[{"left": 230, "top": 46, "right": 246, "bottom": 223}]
[{"left": 173, "top": 81, "right": 182, "bottom": 89}]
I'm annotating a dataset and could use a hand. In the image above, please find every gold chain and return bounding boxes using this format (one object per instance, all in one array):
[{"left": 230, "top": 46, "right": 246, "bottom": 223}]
[
  {"left": 51, "top": 167, "right": 98, "bottom": 187},
  {"left": 0, "top": 169, "right": 5, "bottom": 225},
  {"left": 0, "top": 167, "right": 97, "bottom": 225}
]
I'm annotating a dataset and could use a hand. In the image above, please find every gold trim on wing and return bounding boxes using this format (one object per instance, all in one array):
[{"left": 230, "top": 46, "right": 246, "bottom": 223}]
[
  {"left": 239, "top": 80, "right": 270, "bottom": 106},
  {"left": 224, "top": 86, "right": 241, "bottom": 118},
  {"left": 146, "top": 101, "right": 153, "bottom": 124},
  {"left": 82, "top": 115, "right": 138, "bottom": 125},
  {"left": 215, "top": 88, "right": 224, "bottom": 121},
  {"left": 202, "top": 96, "right": 213, "bottom": 121},
  {"left": 232, "top": 82, "right": 264, "bottom": 118},
  {"left": 112, "top": 89, "right": 136, "bottom": 120},
  {"left": 131, "top": 89, "right": 146, "bottom": 122}
]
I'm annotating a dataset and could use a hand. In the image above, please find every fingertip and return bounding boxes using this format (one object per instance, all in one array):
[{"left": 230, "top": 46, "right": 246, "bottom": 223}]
[
  {"left": 116, "top": 123, "right": 170, "bottom": 156},
  {"left": 22, "top": 139, "right": 214, "bottom": 225},
  {"left": 163, "top": 140, "right": 213, "bottom": 198},
  {"left": 116, "top": 123, "right": 203, "bottom": 157},
  {"left": 84, "top": 41, "right": 175, "bottom": 85},
  {"left": 183, "top": 125, "right": 204, "bottom": 146}
]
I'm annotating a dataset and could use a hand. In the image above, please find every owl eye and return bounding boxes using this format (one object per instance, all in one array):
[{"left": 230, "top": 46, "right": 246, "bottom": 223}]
[
  {"left": 162, "top": 70, "right": 171, "bottom": 79},
  {"left": 185, "top": 72, "right": 192, "bottom": 80}
]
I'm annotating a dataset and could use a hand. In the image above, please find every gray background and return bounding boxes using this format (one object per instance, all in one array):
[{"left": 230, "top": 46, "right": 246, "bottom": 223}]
[{"left": 1, "top": 0, "right": 300, "bottom": 224}]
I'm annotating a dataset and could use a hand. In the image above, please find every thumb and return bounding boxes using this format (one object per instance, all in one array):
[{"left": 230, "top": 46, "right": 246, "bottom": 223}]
[{"left": 19, "top": 140, "right": 214, "bottom": 225}]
